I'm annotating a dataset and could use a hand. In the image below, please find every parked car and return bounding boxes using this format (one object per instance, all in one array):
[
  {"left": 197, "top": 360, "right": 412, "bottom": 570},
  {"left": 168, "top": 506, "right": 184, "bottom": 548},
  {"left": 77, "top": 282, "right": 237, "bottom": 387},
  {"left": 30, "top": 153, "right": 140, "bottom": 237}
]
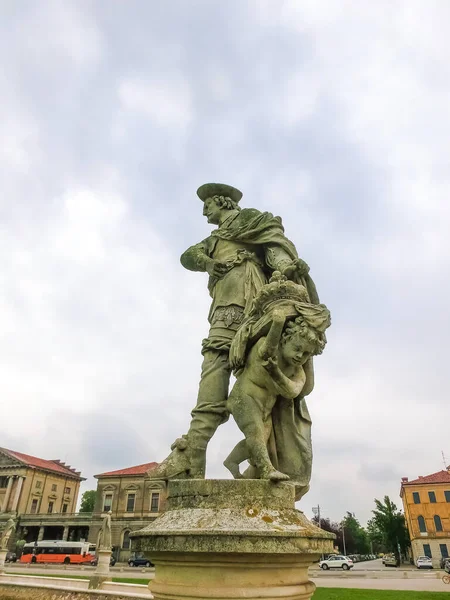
[
  {"left": 319, "top": 555, "right": 354, "bottom": 570},
  {"left": 416, "top": 556, "right": 433, "bottom": 569},
  {"left": 90, "top": 556, "right": 116, "bottom": 567},
  {"left": 384, "top": 555, "right": 399, "bottom": 567},
  {"left": 128, "top": 553, "right": 153, "bottom": 568},
  {"left": 5, "top": 552, "right": 17, "bottom": 563}
]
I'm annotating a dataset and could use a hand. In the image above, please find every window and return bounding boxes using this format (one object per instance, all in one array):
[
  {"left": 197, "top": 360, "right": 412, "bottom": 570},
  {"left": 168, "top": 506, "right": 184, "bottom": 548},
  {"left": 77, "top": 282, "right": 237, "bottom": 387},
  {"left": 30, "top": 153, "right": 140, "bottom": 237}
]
[
  {"left": 440, "top": 544, "right": 449, "bottom": 559},
  {"left": 36, "top": 481, "right": 42, "bottom": 489},
  {"left": 64, "top": 487, "right": 71, "bottom": 494},
  {"left": 412, "top": 492, "right": 420, "bottom": 504},
  {"left": 445, "top": 491, "right": 450, "bottom": 502},
  {"left": 51, "top": 484, "right": 57, "bottom": 492},
  {"left": 48, "top": 501, "right": 54, "bottom": 514},
  {"left": 30, "top": 499, "right": 38, "bottom": 514},
  {"left": 126, "top": 493, "right": 136, "bottom": 512},
  {"left": 150, "top": 492, "right": 160, "bottom": 513},
  {"left": 423, "top": 544, "right": 432, "bottom": 558},
  {"left": 103, "top": 493, "right": 113, "bottom": 512},
  {"left": 122, "top": 530, "right": 131, "bottom": 550},
  {"left": 428, "top": 491, "right": 436, "bottom": 503},
  {"left": 418, "top": 515, "right": 427, "bottom": 533},
  {"left": 434, "top": 515, "right": 443, "bottom": 532},
  {"left": 0, "top": 476, "right": 8, "bottom": 488},
  {"left": 62, "top": 503, "right": 68, "bottom": 514}
]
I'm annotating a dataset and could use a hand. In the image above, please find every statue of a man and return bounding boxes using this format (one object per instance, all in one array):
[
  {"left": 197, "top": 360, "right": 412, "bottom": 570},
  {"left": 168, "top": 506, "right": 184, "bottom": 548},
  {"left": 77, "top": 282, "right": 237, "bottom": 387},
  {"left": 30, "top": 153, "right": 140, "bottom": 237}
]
[
  {"left": 0, "top": 517, "right": 17, "bottom": 550},
  {"left": 151, "top": 183, "right": 319, "bottom": 479},
  {"left": 97, "top": 511, "right": 112, "bottom": 550}
]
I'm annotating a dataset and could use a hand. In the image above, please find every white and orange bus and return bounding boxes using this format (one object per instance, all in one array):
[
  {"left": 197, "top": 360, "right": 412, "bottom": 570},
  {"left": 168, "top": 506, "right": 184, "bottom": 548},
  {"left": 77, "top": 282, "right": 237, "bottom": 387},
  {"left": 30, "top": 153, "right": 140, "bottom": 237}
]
[{"left": 20, "top": 540, "right": 96, "bottom": 565}]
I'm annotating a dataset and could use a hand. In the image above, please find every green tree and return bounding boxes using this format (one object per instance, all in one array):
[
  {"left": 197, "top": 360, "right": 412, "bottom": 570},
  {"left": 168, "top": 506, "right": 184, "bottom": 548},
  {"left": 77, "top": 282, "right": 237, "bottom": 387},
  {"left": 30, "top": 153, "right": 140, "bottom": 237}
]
[
  {"left": 79, "top": 490, "right": 96, "bottom": 513},
  {"left": 341, "top": 512, "right": 370, "bottom": 554},
  {"left": 367, "top": 517, "right": 386, "bottom": 554},
  {"left": 371, "top": 496, "right": 410, "bottom": 560}
]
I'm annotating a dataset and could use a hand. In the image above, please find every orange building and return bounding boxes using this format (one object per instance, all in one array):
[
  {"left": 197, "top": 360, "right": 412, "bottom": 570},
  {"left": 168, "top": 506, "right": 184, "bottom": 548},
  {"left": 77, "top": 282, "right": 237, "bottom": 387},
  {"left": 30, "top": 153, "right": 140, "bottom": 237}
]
[{"left": 400, "top": 467, "right": 450, "bottom": 567}]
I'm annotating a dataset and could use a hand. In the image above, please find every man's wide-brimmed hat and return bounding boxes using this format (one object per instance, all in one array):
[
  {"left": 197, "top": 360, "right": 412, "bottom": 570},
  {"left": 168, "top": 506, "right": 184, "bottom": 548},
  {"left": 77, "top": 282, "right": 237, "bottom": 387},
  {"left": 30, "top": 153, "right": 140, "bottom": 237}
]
[{"left": 197, "top": 183, "right": 243, "bottom": 203}]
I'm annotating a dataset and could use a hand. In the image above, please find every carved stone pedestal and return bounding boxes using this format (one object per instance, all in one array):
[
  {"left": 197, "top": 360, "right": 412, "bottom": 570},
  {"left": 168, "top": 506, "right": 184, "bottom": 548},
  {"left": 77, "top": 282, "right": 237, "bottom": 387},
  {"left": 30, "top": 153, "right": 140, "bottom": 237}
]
[
  {"left": 131, "top": 479, "right": 334, "bottom": 600},
  {"left": 89, "top": 549, "right": 112, "bottom": 589},
  {"left": 0, "top": 549, "right": 7, "bottom": 575}
]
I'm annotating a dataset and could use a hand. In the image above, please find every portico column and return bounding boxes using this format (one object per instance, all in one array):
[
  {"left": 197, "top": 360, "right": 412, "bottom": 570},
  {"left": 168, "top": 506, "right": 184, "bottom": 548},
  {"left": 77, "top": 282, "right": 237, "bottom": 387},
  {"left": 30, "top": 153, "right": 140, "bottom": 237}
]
[
  {"left": 11, "top": 476, "right": 24, "bottom": 512},
  {"left": 38, "top": 527, "right": 45, "bottom": 541},
  {"left": 1, "top": 477, "right": 14, "bottom": 512},
  {"left": 62, "top": 526, "right": 69, "bottom": 541}
]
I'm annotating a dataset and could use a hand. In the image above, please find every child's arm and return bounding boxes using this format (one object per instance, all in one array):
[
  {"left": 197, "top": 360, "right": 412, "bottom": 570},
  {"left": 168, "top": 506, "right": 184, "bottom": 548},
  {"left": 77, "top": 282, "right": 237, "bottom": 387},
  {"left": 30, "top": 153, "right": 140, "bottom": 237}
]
[
  {"left": 259, "top": 311, "right": 285, "bottom": 360},
  {"left": 264, "top": 358, "right": 306, "bottom": 399}
]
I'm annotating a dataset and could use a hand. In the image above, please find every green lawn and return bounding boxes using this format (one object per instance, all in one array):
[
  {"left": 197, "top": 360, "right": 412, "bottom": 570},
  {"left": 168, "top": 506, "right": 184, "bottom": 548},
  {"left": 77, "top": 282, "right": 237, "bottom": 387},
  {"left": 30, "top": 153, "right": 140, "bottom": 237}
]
[{"left": 314, "top": 590, "right": 449, "bottom": 600}]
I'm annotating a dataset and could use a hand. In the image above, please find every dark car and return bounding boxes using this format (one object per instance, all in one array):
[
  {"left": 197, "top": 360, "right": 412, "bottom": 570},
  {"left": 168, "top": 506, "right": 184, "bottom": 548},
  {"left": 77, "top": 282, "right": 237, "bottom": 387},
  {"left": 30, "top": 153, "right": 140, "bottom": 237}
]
[
  {"left": 90, "top": 555, "right": 116, "bottom": 567},
  {"left": 128, "top": 553, "right": 153, "bottom": 568},
  {"left": 5, "top": 552, "right": 17, "bottom": 563}
]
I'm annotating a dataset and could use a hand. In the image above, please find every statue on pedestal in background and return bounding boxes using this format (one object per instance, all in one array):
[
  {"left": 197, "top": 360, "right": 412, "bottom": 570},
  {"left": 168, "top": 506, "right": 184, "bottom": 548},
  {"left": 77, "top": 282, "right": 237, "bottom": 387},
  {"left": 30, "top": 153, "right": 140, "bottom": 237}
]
[
  {"left": 97, "top": 511, "right": 112, "bottom": 550},
  {"left": 0, "top": 516, "right": 16, "bottom": 550}
]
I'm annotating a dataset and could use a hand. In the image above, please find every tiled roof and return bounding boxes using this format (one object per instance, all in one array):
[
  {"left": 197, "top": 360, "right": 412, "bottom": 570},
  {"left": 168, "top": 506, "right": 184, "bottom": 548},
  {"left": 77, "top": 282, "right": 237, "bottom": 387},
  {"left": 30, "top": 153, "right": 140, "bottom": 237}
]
[
  {"left": 404, "top": 469, "right": 450, "bottom": 485},
  {"left": 95, "top": 462, "right": 159, "bottom": 478},
  {"left": 1, "top": 448, "right": 84, "bottom": 480}
]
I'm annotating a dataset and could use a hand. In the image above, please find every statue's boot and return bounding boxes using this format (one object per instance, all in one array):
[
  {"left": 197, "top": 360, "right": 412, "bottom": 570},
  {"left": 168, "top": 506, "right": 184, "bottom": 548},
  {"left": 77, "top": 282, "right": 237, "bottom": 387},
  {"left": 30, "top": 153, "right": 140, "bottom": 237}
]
[{"left": 147, "top": 446, "right": 191, "bottom": 480}]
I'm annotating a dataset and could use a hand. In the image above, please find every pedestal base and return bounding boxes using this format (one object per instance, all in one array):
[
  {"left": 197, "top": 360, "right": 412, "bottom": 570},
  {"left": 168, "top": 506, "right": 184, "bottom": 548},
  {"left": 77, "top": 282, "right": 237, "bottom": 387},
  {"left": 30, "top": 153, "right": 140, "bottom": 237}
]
[
  {"left": 0, "top": 549, "right": 6, "bottom": 575},
  {"left": 131, "top": 479, "right": 334, "bottom": 600},
  {"left": 89, "top": 549, "right": 112, "bottom": 589}
]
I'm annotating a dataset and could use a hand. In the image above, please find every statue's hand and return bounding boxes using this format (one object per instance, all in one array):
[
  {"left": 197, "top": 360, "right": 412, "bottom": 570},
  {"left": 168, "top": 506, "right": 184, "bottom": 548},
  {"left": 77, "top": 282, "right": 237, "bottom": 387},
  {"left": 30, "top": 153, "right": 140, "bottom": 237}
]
[
  {"left": 263, "top": 356, "right": 278, "bottom": 373},
  {"left": 205, "top": 258, "right": 230, "bottom": 278},
  {"left": 283, "top": 258, "right": 310, "bottom": 281}
]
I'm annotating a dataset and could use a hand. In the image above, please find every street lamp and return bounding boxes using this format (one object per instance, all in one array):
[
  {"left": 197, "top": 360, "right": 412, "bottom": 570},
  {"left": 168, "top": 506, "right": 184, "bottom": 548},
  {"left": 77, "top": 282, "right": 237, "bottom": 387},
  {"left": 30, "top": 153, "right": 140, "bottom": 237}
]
[{"left": 312, "top": 505, "right": 321, "bottom": 528}]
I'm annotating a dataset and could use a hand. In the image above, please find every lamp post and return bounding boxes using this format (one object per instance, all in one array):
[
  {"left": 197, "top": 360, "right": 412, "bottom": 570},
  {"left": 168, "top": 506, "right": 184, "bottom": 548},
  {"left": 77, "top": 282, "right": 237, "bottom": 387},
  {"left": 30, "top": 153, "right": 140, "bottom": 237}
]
[{"left": 312, "top": 505, "right": 321, "bottom": 528}]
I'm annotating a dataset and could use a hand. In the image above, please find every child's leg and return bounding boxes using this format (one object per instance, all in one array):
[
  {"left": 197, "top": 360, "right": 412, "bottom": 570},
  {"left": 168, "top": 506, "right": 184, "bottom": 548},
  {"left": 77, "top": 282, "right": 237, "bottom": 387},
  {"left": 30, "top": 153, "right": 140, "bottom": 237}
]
[
  {"left": 231, "top": 393, "right": 289, "bottom": 481},
  {"left": 223, "top": 439, "right": 249, "bottom": 479}
]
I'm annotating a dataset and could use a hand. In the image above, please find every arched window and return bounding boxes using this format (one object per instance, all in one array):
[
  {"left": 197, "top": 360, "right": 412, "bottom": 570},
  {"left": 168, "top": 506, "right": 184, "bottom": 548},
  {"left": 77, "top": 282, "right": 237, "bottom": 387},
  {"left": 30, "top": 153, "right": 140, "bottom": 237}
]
[
  {"left": 122, "top": 530, "right": 131, "bottom": 549},
  {"left": 434, "top": 515, "right": 443, "bottom": 532},
  {"left": 418, "top": 515, "right": 427, "bottom": 533}
]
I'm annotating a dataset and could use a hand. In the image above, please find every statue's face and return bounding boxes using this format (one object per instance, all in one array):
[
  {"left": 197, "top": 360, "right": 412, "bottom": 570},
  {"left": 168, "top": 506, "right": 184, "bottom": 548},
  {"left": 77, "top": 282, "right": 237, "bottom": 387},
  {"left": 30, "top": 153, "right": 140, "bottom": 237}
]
[
  {"left": 281, "top": 333, "right": 315, "bottom": 366},
  {"left": 203, "top": 197, "right": 222, "bottom": 224}
]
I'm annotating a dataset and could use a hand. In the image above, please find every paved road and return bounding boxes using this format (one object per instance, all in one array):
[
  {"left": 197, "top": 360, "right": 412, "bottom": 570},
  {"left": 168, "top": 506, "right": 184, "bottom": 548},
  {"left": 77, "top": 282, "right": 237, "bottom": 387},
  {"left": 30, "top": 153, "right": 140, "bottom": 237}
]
[{"left": 6, "top": 559, "right": 449, "bottom": 592}]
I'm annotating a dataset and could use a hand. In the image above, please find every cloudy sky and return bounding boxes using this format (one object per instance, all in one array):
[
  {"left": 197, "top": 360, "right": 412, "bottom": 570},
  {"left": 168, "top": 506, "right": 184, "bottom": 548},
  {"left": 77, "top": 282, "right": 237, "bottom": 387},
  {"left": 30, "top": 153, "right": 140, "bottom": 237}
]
[{"left": 2, "top": 0, "right": 450, "bottom": 525}]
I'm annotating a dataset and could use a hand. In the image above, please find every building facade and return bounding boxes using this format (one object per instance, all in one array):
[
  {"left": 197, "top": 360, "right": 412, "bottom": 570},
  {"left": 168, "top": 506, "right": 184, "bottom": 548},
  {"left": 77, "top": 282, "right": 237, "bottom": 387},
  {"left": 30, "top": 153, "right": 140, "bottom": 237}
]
[
  {"left": 89, "top": 462, "right": 166, "bottom": 562},
  {"left": 401, "top": 467, "right": 450, "bottom": 567},
  {"left": 0, "top": 447, "right": 85, "bottom": 547}
]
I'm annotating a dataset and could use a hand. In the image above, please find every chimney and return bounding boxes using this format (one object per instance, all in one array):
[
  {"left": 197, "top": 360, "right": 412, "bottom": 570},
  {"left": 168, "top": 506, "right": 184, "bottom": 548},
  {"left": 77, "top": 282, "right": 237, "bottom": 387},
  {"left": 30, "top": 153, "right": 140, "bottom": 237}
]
[
  {"left": 401, "top": 477, "right": 408, "bottom": 483},
  {"left": 418, "top": 476, "right": 423, "bottom": 479},
  {"left": 447, "top": 465, "right": 450, "bottom": 473}
]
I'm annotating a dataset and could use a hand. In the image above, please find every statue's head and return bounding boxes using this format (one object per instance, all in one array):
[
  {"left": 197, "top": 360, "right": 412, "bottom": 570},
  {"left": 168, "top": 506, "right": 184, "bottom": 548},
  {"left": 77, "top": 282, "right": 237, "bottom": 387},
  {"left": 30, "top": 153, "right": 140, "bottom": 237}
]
[
  {"left": 197, "top": 183, "right": 242, "bottom": 224},
  {"left": 280, "top": 311, "right": 329, "bottom": 366}
]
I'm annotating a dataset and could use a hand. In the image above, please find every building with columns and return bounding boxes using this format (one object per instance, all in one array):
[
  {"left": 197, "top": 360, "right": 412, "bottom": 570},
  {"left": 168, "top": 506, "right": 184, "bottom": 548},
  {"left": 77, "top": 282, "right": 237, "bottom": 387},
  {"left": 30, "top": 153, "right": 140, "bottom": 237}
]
[{"left": 0, "top": 447, "right": 85, "bottom": 547}]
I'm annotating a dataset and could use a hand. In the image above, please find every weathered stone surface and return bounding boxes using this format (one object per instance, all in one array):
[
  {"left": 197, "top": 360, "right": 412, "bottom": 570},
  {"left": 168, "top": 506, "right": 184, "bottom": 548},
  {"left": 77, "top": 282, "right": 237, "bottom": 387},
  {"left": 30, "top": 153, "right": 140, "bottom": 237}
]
[
  {"left": 0, "top": 582, "right": 149, "bottom": 599},
  {"left": 131, "top": 479, "right": 334, "bottom": 599}
]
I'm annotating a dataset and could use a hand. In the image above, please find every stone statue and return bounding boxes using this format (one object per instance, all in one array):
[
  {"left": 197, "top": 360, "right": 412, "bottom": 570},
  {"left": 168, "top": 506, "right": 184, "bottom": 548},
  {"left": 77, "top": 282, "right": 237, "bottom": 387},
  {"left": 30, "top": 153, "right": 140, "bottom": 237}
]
[
  {"left": 97, "top": 511, "right": 112, "bottom": 550},
  {"left": 0, "top": 517, "right": 16, "bottom": 550},
  {"left": 150, "top": 183, "right": 321, "bottom": 481},
  {"left": 224, "top": 273, "right": 330, "bottom": 499}
]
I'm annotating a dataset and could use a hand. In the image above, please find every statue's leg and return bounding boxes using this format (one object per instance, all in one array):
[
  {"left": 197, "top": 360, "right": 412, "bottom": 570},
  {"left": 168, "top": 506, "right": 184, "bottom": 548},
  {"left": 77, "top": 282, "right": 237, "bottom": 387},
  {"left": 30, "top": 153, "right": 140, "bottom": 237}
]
[
  {"left": 186, "top": 349, "right": 231, "bottom": 477},
  {"left": 223, "top": 439, "right": 248, "bottom": 479},
  {"left": 148, "top": 349, "right": 230, "bottom": 480}
]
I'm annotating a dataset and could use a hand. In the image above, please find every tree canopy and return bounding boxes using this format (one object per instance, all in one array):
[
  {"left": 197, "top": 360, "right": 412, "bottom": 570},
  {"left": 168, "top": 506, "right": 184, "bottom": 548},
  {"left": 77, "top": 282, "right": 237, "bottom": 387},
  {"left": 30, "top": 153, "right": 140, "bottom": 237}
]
[
  {"left": 371, "top": 496, "right": 410, "bottom": 559},
  {"left": 79, "top": 490, "right": 96, "bottom": 513}
]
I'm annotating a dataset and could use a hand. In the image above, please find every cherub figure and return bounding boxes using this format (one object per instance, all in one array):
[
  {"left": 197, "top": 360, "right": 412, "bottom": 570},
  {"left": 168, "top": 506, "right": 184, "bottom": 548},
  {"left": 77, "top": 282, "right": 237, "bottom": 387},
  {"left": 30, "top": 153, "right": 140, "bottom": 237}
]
[{"left": 224, "top": 307, "right": 329, "bottom": 481}]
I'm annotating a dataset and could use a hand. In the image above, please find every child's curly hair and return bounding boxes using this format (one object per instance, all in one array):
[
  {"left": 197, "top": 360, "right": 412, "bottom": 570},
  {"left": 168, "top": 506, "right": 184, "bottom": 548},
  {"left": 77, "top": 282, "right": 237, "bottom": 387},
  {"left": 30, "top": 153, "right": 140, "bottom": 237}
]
[
  {"left": 281, "top": 316, "right": 326, "bottom": 355},
  {"left": 212, "top": 195, "right": 241, "bottom": 211}
]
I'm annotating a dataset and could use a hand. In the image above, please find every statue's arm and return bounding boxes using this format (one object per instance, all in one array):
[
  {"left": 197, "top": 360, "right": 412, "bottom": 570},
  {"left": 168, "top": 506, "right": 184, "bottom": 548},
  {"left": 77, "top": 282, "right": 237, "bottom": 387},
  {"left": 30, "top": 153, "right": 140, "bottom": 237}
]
[
  {"left": 259, "top": 311, "right": 285, "bottom": 359},
  {"left": 301, "top": 358, "right": 315, "bottom": 397},
  {"left": 265, "top": 245, "right": 294, "bottom": 273},
  {"left": 264, "top": 359, "right": 306, "bottom": 399},
  {"left": 180, "top": 240, "right": 210, "bottom": 272}
]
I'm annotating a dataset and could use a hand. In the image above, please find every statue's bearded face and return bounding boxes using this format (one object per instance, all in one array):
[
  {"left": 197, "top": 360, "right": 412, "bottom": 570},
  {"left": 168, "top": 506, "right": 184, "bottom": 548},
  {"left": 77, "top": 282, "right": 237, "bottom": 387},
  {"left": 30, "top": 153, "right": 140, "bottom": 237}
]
[{"left": 203, "top": 197, "right": 222, "bottom": 224}]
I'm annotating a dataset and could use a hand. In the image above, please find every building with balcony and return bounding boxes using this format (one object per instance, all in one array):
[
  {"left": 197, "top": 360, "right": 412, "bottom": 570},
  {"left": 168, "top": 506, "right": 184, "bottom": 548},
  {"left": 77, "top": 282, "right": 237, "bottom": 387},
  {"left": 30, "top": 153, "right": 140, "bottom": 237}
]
[
  {"left": 89, "top": 462, "right": 166, "bottom": 562},
  {"left": 0, "top": 447, "right": 85, "bottom": 546},
  {"left": 400, "top": 466, "right": 450, "bottom": 567}
]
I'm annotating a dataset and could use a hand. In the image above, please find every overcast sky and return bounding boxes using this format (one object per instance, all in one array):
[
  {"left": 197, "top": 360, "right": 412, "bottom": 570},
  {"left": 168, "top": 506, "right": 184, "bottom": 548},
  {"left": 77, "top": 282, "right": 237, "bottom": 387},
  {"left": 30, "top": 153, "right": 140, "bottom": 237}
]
[{"left": 2, "top": 0, "right": 450, "bottom": 525}]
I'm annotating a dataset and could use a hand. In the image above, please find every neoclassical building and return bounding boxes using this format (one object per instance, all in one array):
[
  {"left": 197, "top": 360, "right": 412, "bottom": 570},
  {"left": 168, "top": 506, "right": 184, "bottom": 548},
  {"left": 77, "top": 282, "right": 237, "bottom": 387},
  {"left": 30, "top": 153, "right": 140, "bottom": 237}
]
[
  {"left": 0, "top": 447, "right": 86, "bottom": 545},
  {"left": 89, "top": 462, "right": 166, "bottom": 562},
  {"left": 401, "top": 466, "right": 450, "bottom": 567}
]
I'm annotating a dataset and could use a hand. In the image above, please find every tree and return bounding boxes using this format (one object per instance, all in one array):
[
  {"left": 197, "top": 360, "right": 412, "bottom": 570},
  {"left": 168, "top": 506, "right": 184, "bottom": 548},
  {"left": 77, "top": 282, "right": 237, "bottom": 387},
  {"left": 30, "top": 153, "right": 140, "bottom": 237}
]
[
  {"left": 371, "top": 496, "right": 410, "bottom": 560},
  {"left": 79, "top": 490, "right": 96, "bottom": 513},
  {"left": 341, "top": 512, "right": 370, "bottom": 555},
  {"left": 367, "top": 517, "right": 387, "bottom": 554}
]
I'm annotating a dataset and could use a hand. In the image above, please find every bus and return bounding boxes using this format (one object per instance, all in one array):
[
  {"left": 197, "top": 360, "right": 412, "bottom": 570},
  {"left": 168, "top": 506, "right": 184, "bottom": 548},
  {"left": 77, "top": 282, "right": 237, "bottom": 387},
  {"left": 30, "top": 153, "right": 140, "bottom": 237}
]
[{"left": 20, "top": 540, "right": 96, "bottom": 565}]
